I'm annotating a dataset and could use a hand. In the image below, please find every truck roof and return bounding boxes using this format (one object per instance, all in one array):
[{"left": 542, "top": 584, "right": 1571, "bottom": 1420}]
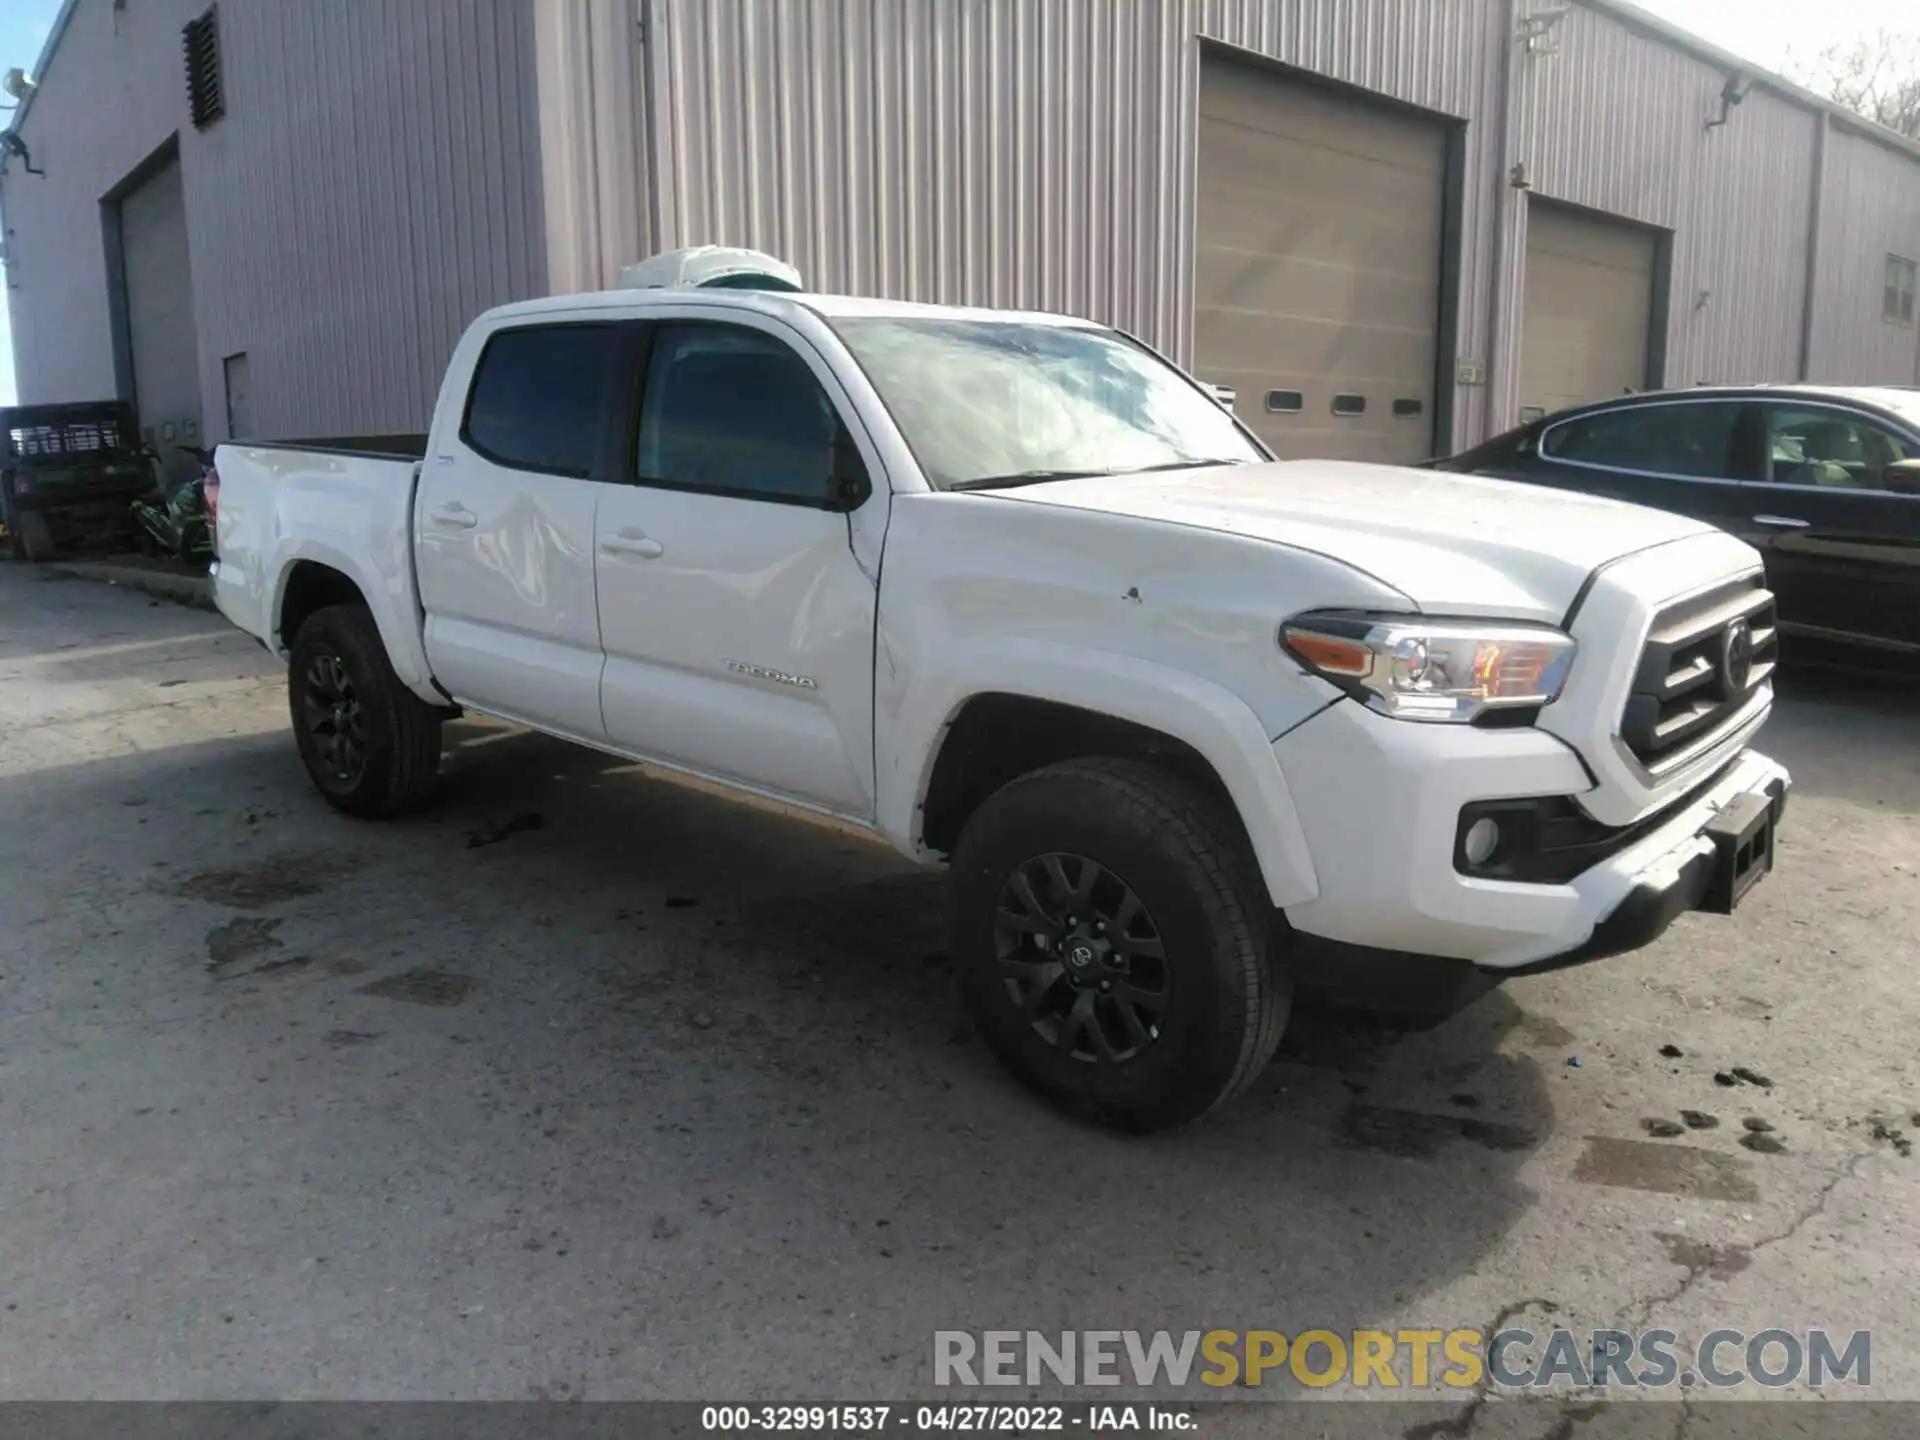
[{"left": 475, "top": 287, "right": 1106, "bottom": 331}]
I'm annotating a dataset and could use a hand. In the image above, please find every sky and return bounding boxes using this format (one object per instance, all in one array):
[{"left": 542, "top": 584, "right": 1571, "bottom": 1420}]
[
  {"left": 0, "top": 0, "right": 1915, "bottom": 407},
  {"left": 1635, "top": 0, "right": 1916, "bottom": 71},
  {"left": 0, "top": 0, "right": 60, "bottom": 406}
]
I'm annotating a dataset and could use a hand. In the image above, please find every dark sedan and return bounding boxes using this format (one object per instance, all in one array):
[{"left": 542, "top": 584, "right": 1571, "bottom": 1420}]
[{"left": 1435, "top": 385, "right": 1920, "bottom": 664}]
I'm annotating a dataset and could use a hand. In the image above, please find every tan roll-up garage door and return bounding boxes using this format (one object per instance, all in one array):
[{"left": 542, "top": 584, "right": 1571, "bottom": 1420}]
[
  {"left": 1194, "top": 58, "right": 1447, "bottom": 465},
  {"left": 1520, "top": 200, "right": 1657, "bottom": 418}
]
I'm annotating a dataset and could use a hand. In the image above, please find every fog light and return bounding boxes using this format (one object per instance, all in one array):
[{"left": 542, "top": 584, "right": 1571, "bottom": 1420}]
[{"left": 1463, "top": 816, "right": 1501, "bottom": 867}]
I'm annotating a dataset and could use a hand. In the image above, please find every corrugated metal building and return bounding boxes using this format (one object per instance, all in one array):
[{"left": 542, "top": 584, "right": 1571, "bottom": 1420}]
[
  {"left": 4, "top": 0, "right": 1918, "bottom": 464},
  {"left": 0, "top": 0, "right": 545, "bottom": 453}
]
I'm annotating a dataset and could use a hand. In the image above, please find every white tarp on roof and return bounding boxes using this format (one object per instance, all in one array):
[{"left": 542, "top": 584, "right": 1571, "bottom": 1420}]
[{"left": 616, "top": 247, "right": 803, "bottom": 292}]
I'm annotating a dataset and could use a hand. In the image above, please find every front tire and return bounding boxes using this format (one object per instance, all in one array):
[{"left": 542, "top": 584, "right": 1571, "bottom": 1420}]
[
  {"left": 288, "top": 603, "right": 443, "bottom": 818},
  {"left": 949, "top": 757, "right": 1290, "bottom": 1132}
]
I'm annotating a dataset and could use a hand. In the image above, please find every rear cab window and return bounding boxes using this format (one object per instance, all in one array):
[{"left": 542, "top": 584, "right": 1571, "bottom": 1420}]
[{"left": 461, "top": 323, "right": 628, "bottom": 478}]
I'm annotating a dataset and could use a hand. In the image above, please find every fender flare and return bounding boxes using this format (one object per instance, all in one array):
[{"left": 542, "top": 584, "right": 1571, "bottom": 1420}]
[
  {"left": 885, "top": 639, "right": 1321, "bottom": 908},
  {"left": 268, "top": 537, "right": 441, "bottom": 707}
]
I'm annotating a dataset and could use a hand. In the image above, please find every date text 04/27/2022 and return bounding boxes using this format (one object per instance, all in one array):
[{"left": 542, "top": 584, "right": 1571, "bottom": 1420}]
[{"left": 698, "top": 1404, "right": 1196, "bottom": 1432}]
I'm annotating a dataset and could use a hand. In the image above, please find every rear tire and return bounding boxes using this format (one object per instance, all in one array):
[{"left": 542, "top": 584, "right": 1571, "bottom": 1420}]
[
  {"left": 288, "top": 603, "right": 443, "bottom": 818},
  {"left": 949, "top": 757, "right": 1290, "bottom": 1132}
]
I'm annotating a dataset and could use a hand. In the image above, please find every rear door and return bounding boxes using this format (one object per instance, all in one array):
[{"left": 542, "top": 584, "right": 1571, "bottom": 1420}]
[
  {"left": 1743, "top": 402, "right": 1920, "bottom": 654},
  {"left": 1530, "top": 398, "right": 1759, "bottom": 528},
  {"left": 415, "top": 321, "right": 631, "bottom": 739},
  {"left": 594, "top": 315, "right": 883, "bottom": 818}
]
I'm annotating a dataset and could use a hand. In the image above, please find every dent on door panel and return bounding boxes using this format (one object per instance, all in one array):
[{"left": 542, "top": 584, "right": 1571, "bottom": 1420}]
[{"left": 417, "top": 477, "right": 605, "bottom": 738}]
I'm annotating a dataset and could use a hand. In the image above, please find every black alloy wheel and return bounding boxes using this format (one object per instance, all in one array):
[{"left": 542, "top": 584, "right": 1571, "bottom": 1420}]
[
  {"left": 299, "top": 650, "right": 368, "bottom": 790},
  {"left": 950, "top": 757, "right": 1291, "bottom": 1132},
  {"left": 287, "top": 603, "right": 443, "bottom": 818},
  {"left": 994, "top": 852, "right": 1169, "bottom": 1064}
]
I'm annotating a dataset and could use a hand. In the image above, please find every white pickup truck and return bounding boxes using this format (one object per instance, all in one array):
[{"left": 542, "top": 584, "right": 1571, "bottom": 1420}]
[{"left": 210, "top": 275, "right": 1790, "bottom": 1130}]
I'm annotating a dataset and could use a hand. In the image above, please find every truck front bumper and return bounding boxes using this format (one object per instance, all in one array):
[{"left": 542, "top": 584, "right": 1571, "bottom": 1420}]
[{"left": 1272, "top": 699, "right": 1790, "bottom": 1023}]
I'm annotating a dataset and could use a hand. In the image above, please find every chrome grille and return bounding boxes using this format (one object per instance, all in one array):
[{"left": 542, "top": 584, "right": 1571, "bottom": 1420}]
[{"left": 1620, "top": 575, "right": 1777, "bottom": 775}]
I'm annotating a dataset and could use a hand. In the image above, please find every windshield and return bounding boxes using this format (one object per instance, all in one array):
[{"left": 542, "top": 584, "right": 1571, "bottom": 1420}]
[
  {"left": 1871, "top": 390, "right": 1920, "bottom": 431},
  {"left": 829, "top": 317, "right": 1265, "bottom": 490}
]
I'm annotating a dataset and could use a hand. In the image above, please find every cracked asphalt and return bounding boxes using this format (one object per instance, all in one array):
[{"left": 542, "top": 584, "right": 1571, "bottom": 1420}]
[{"left": 2, "top": 563, "right": 1917, "bottom": 1424}]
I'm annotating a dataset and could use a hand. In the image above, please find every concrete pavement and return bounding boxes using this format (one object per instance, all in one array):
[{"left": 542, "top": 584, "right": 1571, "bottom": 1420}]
[{"left": 1, "top": 562, "right": 1916, "bottom": 1418}]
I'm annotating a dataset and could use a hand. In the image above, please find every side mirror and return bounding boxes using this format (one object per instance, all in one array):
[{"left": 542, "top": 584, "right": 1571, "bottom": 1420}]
[{"left": 1882, "top": 458, "right": 1920, "bottom": 494}]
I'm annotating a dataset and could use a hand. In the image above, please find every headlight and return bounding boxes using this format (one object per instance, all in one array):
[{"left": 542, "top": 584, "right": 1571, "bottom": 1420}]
[{"left": 1280, "top": 612, "right": 1577, "bottom": 723}]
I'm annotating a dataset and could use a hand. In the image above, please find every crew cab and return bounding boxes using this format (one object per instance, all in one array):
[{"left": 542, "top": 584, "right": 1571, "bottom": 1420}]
[{"left": 210, "top": 262, "right": 1791, "bottom": 1130}]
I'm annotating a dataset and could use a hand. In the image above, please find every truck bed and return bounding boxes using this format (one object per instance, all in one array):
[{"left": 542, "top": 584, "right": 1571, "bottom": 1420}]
[
  {"left": 231, "top": 434, "right": 430, "bottom": 461},
  {"left": 209, "top": 439, "right": 437, "bottom": 700}
]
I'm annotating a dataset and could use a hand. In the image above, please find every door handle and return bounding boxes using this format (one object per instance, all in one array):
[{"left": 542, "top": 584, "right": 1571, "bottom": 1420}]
[
  {"left": 429, "top": 502, "right": 477, "bottom": 530},
  {"left": 1751, "top": 514, "right": 1810, "bottom": 529},
  {"left": 600, "top": 528, "right": 664, "bottom": 559}
]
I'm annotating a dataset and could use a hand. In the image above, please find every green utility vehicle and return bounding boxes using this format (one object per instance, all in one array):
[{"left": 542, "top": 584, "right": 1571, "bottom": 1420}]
[{"left": 2, "top": 401, "right": 155, "bottom": 561}]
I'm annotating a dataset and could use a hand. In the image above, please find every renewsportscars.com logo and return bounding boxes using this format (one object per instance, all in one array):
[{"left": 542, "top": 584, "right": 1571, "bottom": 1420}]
[{"left": 934, "top": 1328, "right": 1871, "bottom": 1391}]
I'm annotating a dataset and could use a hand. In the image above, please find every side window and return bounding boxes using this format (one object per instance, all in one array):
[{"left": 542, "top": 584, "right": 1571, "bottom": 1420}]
[
  {"left": 1887, "top": 254, "right": 1917, "bottom": 327},
  {"left": 461, "top": 324, "right": 626, "bottom": 477},
  {"left": 1540, "top": 403, "right": 1743, "bottom": 479},
  {"left": 635, "top": 323, "right": 841, "bottom": 504},
  {"left": 1763, "top": 407, "right": 1915, "bottom": 492}
]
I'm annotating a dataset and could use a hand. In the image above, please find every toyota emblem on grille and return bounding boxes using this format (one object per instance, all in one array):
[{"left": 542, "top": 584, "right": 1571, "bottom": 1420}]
[{"left": 1722, "top": 619, "right": 1756, "bottom": 693}]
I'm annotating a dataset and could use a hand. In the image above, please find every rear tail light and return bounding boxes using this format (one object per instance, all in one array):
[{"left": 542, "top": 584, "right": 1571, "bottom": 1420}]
[{"left": 203, "top": 465, "right": 220, "bottom": 556}]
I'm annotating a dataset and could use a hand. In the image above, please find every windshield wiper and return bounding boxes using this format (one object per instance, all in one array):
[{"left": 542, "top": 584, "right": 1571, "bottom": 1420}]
[
  {"left": 947, "top": 468, "right": 1118, "bottom": 492},
  {"left": 948, "top": 476, "right": 1121, "bottom": 499},
  {"left": 1125, "top": 458, "right": 1250, "bottom": 474},
  {"left": 947, "top": 457, "right": 1252, "bottom": 493}
]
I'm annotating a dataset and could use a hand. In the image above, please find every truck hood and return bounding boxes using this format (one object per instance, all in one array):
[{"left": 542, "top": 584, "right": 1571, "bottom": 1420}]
[{"left": 993, "top": 459, "right": 1714, "bottom": 623}]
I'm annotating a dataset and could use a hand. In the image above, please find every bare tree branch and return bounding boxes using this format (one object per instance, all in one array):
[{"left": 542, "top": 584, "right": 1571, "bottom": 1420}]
[{"left": 1793, "top": 29, "right": 1920, "bottom": 139}]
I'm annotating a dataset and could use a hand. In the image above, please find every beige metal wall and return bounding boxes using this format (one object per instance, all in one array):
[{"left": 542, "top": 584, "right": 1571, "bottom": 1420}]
[
  {"left": 1495, "top": 3, "right": 1822, "bottom": 404},
  {"left": 535, "top": 0, "right": 652, "bottom": 302},
  {"left": 0, "top": 0, "right": 546, "bottom": 439},
  {"left": 538, "top": 0, "right": 1513, "bottom": 448},
  {"left": 532, "top": 0, "right": 1920, "bottom": 450},
  {"left": 1811, "top": 126, "right": 1920, "bottom": 386},
  {"left": 8, "top": 1, "right": 1918, "bottom": 445}
]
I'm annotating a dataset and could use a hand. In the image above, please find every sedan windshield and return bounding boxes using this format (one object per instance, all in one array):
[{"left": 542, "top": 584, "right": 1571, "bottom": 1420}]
[
  {"left": 1872, "top": 390, "right": 1920, "bottom": 432},
  {"left": 829, "top": 317, "right": 1265, "bottom": 491}
]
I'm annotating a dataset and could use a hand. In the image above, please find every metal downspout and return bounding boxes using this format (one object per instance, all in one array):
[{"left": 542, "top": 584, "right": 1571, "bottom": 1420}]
[
  {"left": 1798, "top": 111, "right": 1828, "bottom": 381},
  {"left": 1484, "top": 0, "right": 1525, "bottom": 441}
]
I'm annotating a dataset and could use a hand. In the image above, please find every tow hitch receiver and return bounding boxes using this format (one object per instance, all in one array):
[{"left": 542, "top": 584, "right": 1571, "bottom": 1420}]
[{"left": 1701, "top": 789, "right": 1774, "bottom": 915}]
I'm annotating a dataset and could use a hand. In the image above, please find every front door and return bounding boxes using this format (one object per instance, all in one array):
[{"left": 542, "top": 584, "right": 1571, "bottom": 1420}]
[
  {"left": 1746, "top": 403, "right": 1920, "bottom": 654},
  {"left": 415, "top": 321, "right": 628, "bottom": 739},
  {"left": 595, "top": 317, "right": 882, "bottom": 817}
]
